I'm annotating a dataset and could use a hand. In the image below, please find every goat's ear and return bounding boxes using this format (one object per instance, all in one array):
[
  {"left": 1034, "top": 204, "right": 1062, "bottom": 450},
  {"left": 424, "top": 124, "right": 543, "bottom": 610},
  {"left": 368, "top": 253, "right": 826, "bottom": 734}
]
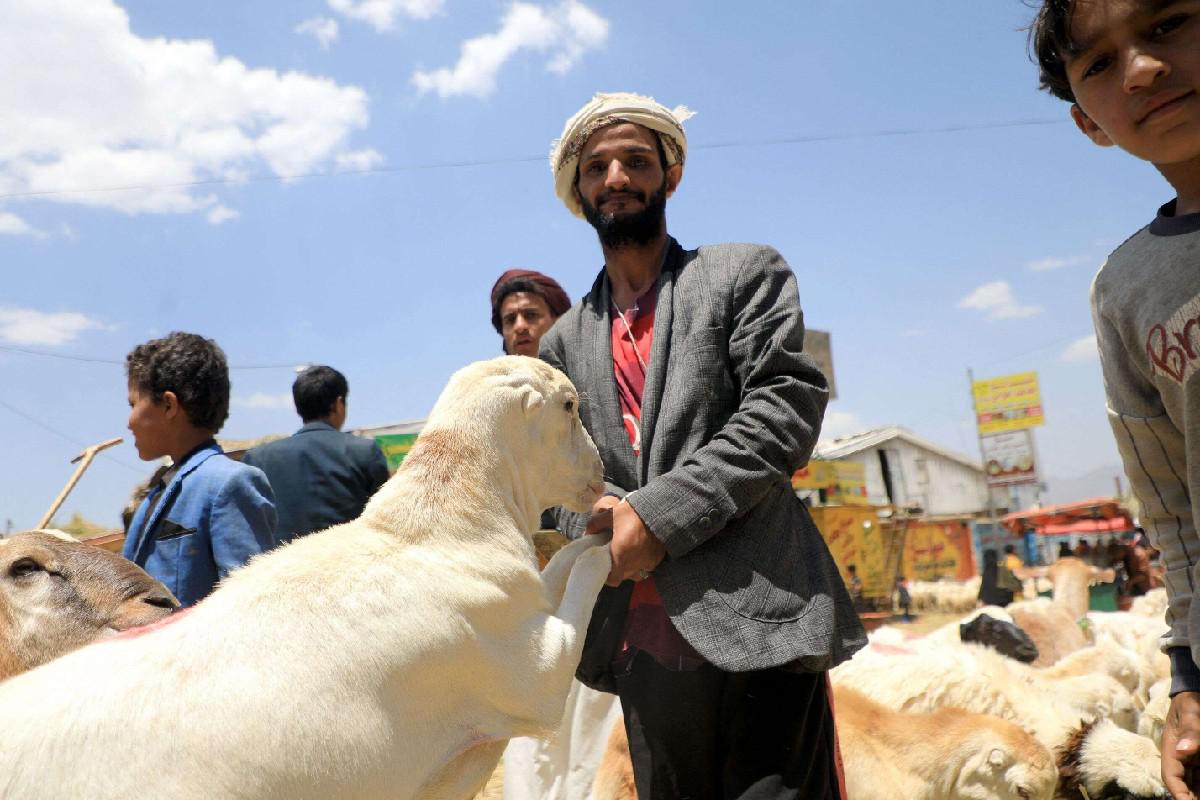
[
  {"left": 988, "top": 748, "right": 1006, "bottom": 768},
  {"left": 520, "top": 386, "right": 545, "bottom": 417}
]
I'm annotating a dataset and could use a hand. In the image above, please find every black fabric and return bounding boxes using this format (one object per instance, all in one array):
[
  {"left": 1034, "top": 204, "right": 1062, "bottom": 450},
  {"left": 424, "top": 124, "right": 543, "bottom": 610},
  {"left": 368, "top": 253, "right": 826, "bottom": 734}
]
[
  {"left": 575, "top": 581, "right": 634, "bottom": 693},
  {"left": 614, "top": 649, "right": 842, "bottom": 800},
  {"left": 1150, "top": 199, "right": 1200, "bottom": 236},
  {"left": 978, "top": 561, "right": 1015, "bottom": 607},
  {"left": 1170, "top": 647, "right": 1200, "bottom": 696},
  {"left": 960, "top": 613, "right": 1039, "bottom": 663}
]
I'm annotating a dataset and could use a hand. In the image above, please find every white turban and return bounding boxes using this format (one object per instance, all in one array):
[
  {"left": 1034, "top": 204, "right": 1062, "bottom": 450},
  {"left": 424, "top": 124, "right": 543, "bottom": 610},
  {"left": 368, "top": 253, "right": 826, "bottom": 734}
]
[{"left": 549, "top": 91, "right": 695, "bottom": 218}]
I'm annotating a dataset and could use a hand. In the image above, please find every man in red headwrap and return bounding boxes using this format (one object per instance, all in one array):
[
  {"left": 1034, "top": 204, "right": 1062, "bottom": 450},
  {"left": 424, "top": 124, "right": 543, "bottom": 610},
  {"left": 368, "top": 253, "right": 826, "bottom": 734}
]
[{"left": 490, "top": 269, "right": 572, "bottom": 357}]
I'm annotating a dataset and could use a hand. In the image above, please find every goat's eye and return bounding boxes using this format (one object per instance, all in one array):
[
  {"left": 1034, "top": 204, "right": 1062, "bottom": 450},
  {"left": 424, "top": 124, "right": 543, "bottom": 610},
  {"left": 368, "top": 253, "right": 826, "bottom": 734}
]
[
  {"left": 565, "top": 399, "right": 575, "bottom": 413},
  {"left": 9, "top": 558, "right": 42, "bottom": 578}
]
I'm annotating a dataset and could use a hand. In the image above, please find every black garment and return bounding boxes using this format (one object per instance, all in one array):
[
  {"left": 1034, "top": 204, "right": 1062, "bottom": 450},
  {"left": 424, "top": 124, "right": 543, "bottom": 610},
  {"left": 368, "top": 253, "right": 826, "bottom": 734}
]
[
  {"left": 978, "top": 561, "right": 1015, "bottom": 607},
  {"left": 241, "top": 421, "right": 389, "bottom": 542},
  {"left": 615, "top": 650, "right": 842, "bottom": 800}
]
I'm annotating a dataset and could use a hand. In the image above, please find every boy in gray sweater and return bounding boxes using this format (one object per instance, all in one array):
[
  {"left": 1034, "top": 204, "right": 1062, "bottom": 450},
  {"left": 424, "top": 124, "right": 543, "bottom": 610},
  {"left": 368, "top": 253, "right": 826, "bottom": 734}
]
[{"left": 1032, "top": 2, "right": 1200, "bottom": 797}]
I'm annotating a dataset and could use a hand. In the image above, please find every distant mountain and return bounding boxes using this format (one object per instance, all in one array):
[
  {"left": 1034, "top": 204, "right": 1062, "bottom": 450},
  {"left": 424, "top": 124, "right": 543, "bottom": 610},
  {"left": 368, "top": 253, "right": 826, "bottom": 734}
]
[{"left": 1042, "top": 465, "right": 1127, "bottom": 505}]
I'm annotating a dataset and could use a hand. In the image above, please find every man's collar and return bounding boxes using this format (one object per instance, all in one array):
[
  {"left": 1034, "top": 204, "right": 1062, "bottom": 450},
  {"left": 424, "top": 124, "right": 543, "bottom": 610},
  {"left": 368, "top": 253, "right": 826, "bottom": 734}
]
[{"left": 298, "top": 420, "right": 337, "bottom": 434}]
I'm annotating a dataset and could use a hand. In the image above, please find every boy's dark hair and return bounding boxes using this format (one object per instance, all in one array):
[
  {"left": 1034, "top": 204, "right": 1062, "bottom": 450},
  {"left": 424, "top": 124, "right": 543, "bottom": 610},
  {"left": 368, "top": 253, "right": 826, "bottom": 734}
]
[
  {"left": 293, "top": 365, "right": 348, "bottom": 422},
  {"left": 1029, "top": 0, "right": 1079, "bottom": 103},
  {"left": 126, "top": 331, "right": 230, "bottom": 432}
]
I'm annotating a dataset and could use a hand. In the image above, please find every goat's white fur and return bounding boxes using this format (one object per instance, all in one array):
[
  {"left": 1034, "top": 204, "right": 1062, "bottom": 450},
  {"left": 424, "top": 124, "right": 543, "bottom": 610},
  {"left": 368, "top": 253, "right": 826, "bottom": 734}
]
[{"left": 0, "top": 356, "right": 610, "bottom": 800}]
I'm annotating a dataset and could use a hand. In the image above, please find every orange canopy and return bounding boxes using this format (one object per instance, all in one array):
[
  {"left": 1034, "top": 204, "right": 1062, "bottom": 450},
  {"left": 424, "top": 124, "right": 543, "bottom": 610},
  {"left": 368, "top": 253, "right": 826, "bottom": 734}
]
[{"left": 1000, "top": 497, "right": 1134, "bottom": 536}]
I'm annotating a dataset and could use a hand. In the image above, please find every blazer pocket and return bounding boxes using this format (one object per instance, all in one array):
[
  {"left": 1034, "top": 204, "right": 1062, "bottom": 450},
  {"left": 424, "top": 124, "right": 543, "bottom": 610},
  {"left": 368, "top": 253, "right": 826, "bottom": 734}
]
[{"left": 157, "top": 519, "right": 197, "bottom": 541}]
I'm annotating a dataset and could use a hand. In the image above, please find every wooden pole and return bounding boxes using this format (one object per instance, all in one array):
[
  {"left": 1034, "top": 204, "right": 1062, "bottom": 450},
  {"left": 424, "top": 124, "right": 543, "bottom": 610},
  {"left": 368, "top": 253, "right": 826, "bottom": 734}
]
[{"left": 37, "top": 437, "right": 124, "bottom": 530}]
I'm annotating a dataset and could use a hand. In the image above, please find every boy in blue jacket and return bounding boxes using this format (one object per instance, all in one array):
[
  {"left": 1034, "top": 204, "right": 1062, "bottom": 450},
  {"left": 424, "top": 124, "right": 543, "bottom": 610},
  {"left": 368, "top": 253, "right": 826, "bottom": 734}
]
[{"left": 122, "top": 332, "right": 277, "bottom": 607}]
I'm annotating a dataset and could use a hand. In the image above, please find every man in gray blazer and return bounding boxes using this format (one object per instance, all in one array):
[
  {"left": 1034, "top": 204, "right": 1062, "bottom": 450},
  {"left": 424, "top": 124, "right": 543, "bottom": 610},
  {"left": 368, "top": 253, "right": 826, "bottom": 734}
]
[
  {"left": 242, "top": 366, "right": 389, "bottom": 543},
  {"left": 542, "top": 92, "right": 864, "bottom": 800}
]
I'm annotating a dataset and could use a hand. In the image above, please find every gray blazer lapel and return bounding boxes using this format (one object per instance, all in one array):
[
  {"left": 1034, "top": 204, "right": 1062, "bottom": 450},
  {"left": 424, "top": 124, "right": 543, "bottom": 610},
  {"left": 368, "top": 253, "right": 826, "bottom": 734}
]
[
  {"left": 587, "top": 275, "right": 638, "bottom": 488},
  {"left": 637, "top": 241, "right": 680, "bottom": 484}
]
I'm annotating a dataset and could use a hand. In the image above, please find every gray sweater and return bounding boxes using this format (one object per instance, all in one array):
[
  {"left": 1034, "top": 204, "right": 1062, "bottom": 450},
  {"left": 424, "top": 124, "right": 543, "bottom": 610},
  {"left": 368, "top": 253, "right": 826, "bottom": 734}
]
[{"left": 1091, "top": 200, "right": 1200, "bottom": 693}]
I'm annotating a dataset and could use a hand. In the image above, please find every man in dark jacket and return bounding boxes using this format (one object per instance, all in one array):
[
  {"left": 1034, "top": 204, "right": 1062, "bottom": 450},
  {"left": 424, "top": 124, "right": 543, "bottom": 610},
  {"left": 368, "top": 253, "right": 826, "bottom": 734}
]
[{"left": 242, "top": 366, "right": 388, "bottom": 543}]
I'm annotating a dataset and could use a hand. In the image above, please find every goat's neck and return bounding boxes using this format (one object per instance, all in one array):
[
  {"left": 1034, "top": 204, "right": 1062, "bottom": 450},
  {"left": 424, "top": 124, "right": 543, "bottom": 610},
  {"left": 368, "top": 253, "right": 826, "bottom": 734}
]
[
  {"left": 496, "top": 450, "right": 548, "bottom": 537},
  {"left": 362, "top": 446, "right": 545, "bottom": 550}
]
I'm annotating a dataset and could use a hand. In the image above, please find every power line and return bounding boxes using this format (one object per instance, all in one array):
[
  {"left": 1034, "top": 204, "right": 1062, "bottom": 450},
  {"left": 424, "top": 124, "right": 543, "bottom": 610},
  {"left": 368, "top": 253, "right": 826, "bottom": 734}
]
[
  {"left": 0, "top": 117, "right": 1071, "bottom": 202},
  {"left": 0, "top": 394, "right": 143, "bottom": 474},
  {"left": 0, "top": 343, "right": 299, "bottom": 370}
]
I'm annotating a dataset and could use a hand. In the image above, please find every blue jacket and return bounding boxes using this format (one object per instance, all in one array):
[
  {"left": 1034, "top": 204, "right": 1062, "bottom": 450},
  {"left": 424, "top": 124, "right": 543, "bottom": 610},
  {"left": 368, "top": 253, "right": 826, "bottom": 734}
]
[
  {"left": 241, "top": 421, "right": 389, "bottom": 542},
  {"left": 123, "top": 441, "right": 277, "bottom": 607}
]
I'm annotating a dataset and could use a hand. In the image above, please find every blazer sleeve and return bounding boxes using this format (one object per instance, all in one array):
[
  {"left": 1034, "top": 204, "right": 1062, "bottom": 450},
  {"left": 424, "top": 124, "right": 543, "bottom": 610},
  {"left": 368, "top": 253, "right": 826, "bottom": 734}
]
[
  {"left": 627, "top": 247, "right": 829, "bottom": 558},
  {"left": 209, "top": 466, "right": 278, "bottom": 578}
]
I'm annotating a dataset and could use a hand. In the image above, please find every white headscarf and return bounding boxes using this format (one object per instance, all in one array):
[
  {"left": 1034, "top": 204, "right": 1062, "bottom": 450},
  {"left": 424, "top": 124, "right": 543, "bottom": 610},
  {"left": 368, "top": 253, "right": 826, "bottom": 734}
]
[{"left": 549, "top": 91, "right": 695, "bottom": 218}]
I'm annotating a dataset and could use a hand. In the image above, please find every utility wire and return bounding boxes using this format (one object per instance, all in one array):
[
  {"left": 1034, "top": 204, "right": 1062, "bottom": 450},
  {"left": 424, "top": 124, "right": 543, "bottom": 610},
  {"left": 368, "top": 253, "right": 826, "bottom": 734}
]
[
  {"left": 0, "top": 117, "right": 1071, "bottom": 202},
  {"left": 0, "top": 394, "right": 143, "bottom": 474}
]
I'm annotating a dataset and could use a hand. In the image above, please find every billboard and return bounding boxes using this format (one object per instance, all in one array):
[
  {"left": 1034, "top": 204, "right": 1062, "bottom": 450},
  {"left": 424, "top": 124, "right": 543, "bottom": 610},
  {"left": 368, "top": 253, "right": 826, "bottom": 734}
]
[
  {"left": 805, "top": 329, "right": 836, "bottom": 401},
  {"left": 972, "top": 371, "right": 1044, "bottom": 434},
  {"left": 981, "top": 430, "right": 1039, "bottom": 487},
  {"left": 809, "top": 506, "right": 891, "bottom": 600},
  {"left": 375, "top": 433, "right": 418, "bottom": 472},
  {"left": 901, "top": 520, "right": 976, "bottom": 581},
  {"left": 792, "top": 460, "right": 869, "bottom": 505}
]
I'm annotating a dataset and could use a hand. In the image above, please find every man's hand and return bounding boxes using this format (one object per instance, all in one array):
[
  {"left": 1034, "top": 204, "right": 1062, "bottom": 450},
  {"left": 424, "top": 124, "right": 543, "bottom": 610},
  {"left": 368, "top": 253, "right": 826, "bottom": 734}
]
[
  {"left": 606, "top": 499, "right": 666, "bottom": 587},
  {"left": 585, "top": 495, "right": 621, "bottom": 538},
  {"left": 1164, "top": 691, "right": 1200, "bottom": 799}
]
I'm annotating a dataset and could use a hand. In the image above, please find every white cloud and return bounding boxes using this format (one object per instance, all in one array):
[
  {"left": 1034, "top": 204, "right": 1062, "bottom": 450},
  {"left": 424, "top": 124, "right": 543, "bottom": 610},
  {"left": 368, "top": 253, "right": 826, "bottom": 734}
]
[
  {"left": 1061, "top": 334, "right": 1099, "bottom": 362},
  {"left": 1026, "top": 254, "right": 1090, "bottom": 271},
  {"left": 820, "top": 409, "right": 862, "bottom": 441},
  {"left": 412, "top": 0, "right": 608, "bottom": 98},
  {"left": 0, "top": 0, "right": 371, "bottom": 217},
  {"left": 335, "top": 148, "right": 383, "bottom": 171},
  {"left": 232, "top": 392, "right": 294, "bottom": 410},
  {"left": 328, "top": 0, "right": 444, "bottom": 32},
  {"left": 0, "top": 211, "right": 43, "bottom": 238},
  {"left": 957, "top": 281, "right": 1043, "bottom": 320},
  {"left": 296, "top": 16, "right": 339, "bottom": 49},
  {"left": 0, "top": 307, "right": 107, "bottom": 346},
  {"left": 206, "top": 205, "right": 238, "bottom": 225}
]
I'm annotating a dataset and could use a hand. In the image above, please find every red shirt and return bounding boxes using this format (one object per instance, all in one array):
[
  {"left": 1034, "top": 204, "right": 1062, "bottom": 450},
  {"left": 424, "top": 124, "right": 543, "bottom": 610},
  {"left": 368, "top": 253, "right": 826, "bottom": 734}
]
[{"left": 611, "top": 286, "right": 704, "bottom": 670}]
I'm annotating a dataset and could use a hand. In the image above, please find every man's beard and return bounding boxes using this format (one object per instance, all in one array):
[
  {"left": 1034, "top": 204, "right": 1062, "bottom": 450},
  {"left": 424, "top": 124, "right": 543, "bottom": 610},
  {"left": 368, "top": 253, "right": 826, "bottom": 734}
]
[{"left": 580, "top": 181, "right": 667, "bottom": 249}]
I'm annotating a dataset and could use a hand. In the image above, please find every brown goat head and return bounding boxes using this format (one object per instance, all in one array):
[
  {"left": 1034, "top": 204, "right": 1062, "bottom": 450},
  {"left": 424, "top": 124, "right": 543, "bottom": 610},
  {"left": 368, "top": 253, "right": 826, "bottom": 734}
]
[{"left": 0, "top": 530, "right": 178, "bottom": 680}]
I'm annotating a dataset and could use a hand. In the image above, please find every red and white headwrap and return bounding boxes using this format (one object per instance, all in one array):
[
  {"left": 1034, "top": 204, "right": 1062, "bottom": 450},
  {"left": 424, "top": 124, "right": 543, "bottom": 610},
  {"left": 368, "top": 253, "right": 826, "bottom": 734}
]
[{"left": 549, "top": 91, "right": 695, "bottom": 219}]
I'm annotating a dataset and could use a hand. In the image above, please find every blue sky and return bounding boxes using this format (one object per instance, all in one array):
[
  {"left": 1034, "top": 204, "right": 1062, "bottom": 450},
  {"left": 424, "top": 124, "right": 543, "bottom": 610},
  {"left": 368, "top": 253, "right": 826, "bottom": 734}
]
[{"left": 0, "top": 0, "right": 1172, "bottom": 531}]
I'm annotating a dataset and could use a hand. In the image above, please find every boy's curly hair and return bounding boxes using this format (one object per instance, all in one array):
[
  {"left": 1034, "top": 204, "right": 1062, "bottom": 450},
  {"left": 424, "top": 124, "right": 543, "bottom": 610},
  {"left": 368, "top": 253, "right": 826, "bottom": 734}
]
[
  {"left": 1029, "top": 0, "right": 1079, "bottom": 103},
  {"left": 126, "top": 332, "right": 230, "bottom": 433}
]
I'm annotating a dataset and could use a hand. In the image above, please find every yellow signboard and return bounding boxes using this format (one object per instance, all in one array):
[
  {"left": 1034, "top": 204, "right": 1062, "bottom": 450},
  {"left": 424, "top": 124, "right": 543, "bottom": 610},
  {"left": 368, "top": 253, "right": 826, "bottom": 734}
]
[
  {"left": 972, "top": 371, "right": 1044, "bottom": 434},
  {"left": 810, "top": 506, "right": 892, "bottom": 600},
  {"left": 900, "top": 520, "right": 976, "bottom": 581},
  {"left": 791, "top": 461, "right": 869, "bottom": 505},
  {"left": 792, "top": 461, "right": 832, "bottom": 490}
]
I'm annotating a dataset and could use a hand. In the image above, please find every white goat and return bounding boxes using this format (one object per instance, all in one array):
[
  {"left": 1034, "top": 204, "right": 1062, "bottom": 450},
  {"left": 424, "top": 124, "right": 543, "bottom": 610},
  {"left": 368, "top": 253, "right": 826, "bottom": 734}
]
[
  {"left": 0, "top": 357, "right": 611, "bottom": 800},
  {"left": 832, "top": 642, "right": 1136, "bottom": 749}
]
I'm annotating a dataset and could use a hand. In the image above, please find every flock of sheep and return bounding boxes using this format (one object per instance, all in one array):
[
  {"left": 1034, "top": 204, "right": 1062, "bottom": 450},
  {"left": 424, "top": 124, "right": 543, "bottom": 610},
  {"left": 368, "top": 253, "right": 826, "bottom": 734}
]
[{"left": 829, "top": 563, "right": 1173, "bottom": 800}]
